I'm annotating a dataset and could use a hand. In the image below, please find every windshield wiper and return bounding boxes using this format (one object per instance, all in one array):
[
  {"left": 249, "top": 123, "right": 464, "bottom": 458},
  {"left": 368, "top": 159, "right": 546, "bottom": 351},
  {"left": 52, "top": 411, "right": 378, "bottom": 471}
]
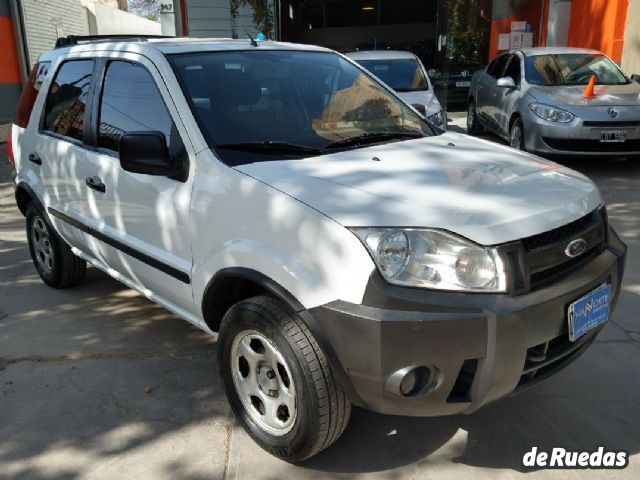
[
  {"left": 216, "top": 141, "right": 324, "bottom": 156},
  {"left": 323, "top": 131, "right": 425, "bottom": 150}
]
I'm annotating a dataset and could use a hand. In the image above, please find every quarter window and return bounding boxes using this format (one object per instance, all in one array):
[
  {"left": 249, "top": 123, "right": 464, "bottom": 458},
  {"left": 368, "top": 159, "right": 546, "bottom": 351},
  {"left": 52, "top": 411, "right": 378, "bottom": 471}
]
[
  {"left": 98, "top": 61, "right": 174, "bottom": 152},
  {"left": 42, "top": 60, "right": 93, "bottom": 141}
]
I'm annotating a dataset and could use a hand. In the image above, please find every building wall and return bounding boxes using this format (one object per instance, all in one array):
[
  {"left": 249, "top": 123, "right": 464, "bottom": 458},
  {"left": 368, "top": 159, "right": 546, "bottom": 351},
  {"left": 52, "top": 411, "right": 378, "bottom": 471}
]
[
  {"left": 84, "top": 1, "right": 161, "bottom": 35},
  {"left": 184, "top": 0, "right": 272, "bottom": 38},
  {"left": 621, "top": 0, "right": 640, "bottom": 74},
  {"left": 21, "top": 0, "right": 89, "bottom": 66},
  {"left": 488, "top": 0, "right": 544, "bottom": 59},
  {"left": 567, "top": 0, "right": 629, "bottom": 61},
  {"left": 0, "top": 0, "right": 22, "bottom": 124}
]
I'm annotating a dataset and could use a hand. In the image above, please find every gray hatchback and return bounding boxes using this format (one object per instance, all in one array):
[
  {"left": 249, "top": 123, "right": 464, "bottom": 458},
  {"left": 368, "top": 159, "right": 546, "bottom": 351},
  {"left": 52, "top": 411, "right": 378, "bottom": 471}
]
[{"left": 467, "top": 47, "right": 640, "bottom": 158}]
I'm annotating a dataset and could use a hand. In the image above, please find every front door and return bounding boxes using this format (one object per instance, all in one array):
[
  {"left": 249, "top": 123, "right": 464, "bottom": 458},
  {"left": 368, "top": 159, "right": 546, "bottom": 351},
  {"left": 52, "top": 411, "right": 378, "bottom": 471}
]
[{"left": 76, "top": 55, "right": 197, "bottom": 315}]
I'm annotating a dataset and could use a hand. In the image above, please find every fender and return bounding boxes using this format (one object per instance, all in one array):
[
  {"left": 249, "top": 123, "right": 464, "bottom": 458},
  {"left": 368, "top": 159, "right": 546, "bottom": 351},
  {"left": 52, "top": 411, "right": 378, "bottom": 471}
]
[
  {"left": 202, "top": 267, "right": 365, "bottom": 406},
  {"left": 14, "top": 180, "right": 44, "bottom": 216}
]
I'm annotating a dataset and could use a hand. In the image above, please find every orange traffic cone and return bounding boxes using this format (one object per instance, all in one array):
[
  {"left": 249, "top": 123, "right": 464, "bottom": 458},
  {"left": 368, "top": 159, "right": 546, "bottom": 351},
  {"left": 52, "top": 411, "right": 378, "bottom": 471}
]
[{"left": 583, "top": 74, "right": 596, "bottom": 98}]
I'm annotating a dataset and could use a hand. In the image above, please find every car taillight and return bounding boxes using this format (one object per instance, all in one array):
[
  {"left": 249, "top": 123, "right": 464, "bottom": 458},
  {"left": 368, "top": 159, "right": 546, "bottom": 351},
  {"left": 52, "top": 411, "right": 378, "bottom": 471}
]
[{"left": 6, "top": 134, "right": 14, "bottom": 166}]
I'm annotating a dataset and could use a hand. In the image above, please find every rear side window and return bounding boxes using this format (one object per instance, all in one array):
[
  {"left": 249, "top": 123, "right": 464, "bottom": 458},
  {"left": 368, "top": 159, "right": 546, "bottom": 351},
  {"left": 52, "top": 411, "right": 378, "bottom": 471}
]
[
  {"left": 15, "top": 61, "right": 51, "bottom": 128},
  {"left": 97, "top": 61, "right": 174, "bottom": 152},
  {"left": 42, "top": 60, "right": 94, "bottom": 142}
]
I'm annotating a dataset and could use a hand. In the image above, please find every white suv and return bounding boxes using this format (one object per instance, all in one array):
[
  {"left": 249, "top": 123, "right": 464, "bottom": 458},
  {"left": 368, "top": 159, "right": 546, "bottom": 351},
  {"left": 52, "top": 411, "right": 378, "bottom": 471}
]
[{"left": 10, "top": 35, "right": 626, "bottom": 462}]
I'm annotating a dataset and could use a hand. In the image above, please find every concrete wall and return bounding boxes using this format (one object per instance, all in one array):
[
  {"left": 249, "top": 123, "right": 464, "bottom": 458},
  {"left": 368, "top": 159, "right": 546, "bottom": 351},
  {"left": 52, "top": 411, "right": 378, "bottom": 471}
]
[
  {"left": 84, "top": 2, "right": 161, "bottom": 35},
  {"left": 21, "top": 0, "right": 89, "bottom": 66},
  {"left": 621, "top": 0, "right": 640, "bottom": 74}
]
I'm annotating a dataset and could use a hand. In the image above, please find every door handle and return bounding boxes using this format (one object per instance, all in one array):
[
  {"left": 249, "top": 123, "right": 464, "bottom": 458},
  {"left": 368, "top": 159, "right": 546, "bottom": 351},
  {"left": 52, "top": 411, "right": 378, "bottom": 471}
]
[
  {"left": 28, "top": 153, "right": 42, "bottom": 165},
  {"left": 85, "top": 176, "right": 106, "bottom": 193}
]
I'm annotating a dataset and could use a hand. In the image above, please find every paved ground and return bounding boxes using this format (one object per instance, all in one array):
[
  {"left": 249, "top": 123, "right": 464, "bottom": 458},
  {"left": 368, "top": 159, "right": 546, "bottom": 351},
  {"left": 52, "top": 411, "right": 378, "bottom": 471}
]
[{"left": 1, "top": 119, "right": 639, "bottom": 479}]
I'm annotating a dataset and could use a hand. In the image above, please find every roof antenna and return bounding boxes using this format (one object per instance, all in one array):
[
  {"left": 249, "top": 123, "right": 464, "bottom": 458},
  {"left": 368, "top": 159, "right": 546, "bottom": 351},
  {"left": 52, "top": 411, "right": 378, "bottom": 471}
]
[{"left": 247, "top": 32, "right": 258, "bottom": 47}]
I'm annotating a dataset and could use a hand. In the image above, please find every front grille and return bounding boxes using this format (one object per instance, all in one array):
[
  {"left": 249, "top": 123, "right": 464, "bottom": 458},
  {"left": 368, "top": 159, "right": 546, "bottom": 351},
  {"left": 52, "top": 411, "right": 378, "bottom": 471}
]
[
  {"left": 543, "top": 137, "right": 640, "bottom": 152},
  {"left": 500, "top": 208, "right": 607, "bottom": 295},
  {"left": 583, "top": 120, "right": 640, "bottom": 127},
  {"left": 521, "top": 210, "right": 601, "bottom": 252},
  {"left": 517, "top": 330, "right": 597, "bottom": 388}
]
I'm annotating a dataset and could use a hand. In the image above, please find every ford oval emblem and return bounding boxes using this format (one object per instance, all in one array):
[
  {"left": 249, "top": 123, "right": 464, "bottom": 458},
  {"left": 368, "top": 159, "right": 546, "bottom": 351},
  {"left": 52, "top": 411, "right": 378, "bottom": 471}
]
[{"left": 565, "top": 238, "right": 587, "bottom": 258}]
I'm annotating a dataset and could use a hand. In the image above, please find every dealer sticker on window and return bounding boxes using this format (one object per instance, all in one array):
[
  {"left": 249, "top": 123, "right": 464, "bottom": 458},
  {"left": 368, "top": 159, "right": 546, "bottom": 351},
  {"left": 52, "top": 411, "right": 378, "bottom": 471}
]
[{"left": 568, "top": 284, "right": 611, "bottom": 341}]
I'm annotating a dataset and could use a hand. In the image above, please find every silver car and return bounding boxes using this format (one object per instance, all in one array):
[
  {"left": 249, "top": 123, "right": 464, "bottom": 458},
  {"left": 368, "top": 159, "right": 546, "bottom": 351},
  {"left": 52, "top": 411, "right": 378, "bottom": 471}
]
[
  {"left": 467, "top": 47, "right": 640, "bottom": 157},
  {"left": 346, "top": 50, "right": 447, "bottom": 129}
]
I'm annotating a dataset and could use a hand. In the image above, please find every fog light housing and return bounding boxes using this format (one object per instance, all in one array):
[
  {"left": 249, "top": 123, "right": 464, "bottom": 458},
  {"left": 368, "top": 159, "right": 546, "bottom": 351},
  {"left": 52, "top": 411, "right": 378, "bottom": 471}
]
[{"left": 385, "top": 365, "right": 439, "bottom": 397}]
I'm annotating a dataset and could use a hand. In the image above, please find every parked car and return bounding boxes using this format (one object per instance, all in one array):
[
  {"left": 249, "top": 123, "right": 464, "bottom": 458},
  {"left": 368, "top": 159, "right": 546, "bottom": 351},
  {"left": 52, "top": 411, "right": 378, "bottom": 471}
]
[
  {"left": 11, "top": 36, "right": 626, "bottom": 462},
  {"left": 467, "top": 47, "right": 640, "bottom": 158},
  {"left": 346, "top": 50, "right": 447, "bottom": 129},
  {"left": 429, "top": 62, "right": 483, "bottom": 106}
]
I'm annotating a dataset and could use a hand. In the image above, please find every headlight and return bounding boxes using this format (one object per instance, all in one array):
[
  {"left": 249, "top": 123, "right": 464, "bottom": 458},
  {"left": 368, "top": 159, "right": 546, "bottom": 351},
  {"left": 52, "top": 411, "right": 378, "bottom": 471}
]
[
  {"left": 427, "top": 110, "right": 446, "bottom": 127},
  {"left": 352, "top": 228, "right": 507, "bottom": 292},
  {"left": 529, "top": 103, "right": 574, "bottom": 123}
]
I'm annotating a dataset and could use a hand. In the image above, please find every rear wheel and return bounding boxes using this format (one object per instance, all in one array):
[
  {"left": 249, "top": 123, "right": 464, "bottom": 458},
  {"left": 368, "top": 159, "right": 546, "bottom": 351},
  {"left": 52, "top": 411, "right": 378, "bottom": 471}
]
[
  {"left": 467, "top": 101, "right": 482, "bottom": 135},
  {"left": 218, "top": 295, "right": 351, "bottom": 462},
  {"left": 510, "top": 117, "right": 525, "bottom": 151},
  {"left": 26, "top": 203, "right": 86, "bottom": 288}
]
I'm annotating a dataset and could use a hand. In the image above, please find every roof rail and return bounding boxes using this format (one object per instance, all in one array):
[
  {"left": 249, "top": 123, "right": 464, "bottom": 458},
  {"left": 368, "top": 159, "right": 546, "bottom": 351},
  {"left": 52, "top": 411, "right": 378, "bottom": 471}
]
[{"left": 55, "top": 34, "right": 174, "bottom": 49}]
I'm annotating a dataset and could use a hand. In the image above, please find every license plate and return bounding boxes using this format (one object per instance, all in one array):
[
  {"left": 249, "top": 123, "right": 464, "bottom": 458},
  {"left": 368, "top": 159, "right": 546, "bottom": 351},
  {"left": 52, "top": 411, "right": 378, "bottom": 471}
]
[
  {"left": 600, "top": 130, "right": 626, "bottom": 142},
  {"left": 455, "top": 81, "right": 471, "bottom": 88},
  {"left": 568, "top": 284, "right": 612, "bottom": 341}
]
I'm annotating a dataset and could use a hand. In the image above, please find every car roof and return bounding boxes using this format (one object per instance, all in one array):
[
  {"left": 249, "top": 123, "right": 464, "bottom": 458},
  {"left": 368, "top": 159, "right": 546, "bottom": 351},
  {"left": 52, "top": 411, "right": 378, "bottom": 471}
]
[
  {"left": 345, "top": 50, "right": 417, "bottom": 61},
  {"left": 38, "top": 37, "right": 332, "bottom": 62},
  {"left": 517, "top": 47, "right": 604, "bottom": 57}
]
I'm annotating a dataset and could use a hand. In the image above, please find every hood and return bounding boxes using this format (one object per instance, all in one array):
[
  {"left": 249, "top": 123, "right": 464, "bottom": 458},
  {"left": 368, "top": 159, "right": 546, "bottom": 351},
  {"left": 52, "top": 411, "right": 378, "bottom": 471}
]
[
  {"left": 396, "top": 90, "right": 441, "bottom": 116},
  {"left": 528, "top": 83, "right": 640, "bottom": 107},
  {"left": 234, "top": 132, "right": 601, "bottom": 246}
]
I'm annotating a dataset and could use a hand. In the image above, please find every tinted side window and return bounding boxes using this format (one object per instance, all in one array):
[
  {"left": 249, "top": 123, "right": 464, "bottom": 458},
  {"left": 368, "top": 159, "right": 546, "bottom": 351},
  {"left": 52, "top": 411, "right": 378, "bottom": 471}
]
[
  {"left": 98, "top": 61, "right": 174, "bottom": 152},
  {"left": 16, "top": 61, "right": 51, "bottom": 128},
  {"left": 503, "top": 55, "right": 522, "bottom": 85},
  {"left": 43, "top": 60, "right": 93, "bottom": 141},
  {"left": 487, "top": 55, "right": 509, "bottom": 79}
]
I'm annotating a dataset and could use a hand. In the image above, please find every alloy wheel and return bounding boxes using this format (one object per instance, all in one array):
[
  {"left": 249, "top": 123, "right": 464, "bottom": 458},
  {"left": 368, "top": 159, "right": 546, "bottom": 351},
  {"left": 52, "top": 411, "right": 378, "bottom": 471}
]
[
  {"left": 467, "top": 103, "right": 475, "bottom": 132},
  {"left": 510, "top": 123, "right": 523, "bottom": 150}
]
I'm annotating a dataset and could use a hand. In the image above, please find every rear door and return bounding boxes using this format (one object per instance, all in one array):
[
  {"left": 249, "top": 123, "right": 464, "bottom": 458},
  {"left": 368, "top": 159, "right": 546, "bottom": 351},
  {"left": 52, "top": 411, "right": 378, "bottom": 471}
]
[
  {"left": 36, "top": 57, "right": 97, "bottom": 251},
  {"left": 74, "top": 54, "right": 196, "bottom": 314}
]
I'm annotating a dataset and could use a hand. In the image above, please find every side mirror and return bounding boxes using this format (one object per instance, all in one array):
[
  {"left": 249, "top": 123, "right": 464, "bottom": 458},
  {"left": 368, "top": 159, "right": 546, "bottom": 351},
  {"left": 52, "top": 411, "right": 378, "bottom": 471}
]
[
  {"left": 427, "top": 68, "right": 437, "bottom": 78},
  {"left": 411, "top": 103, "right": 427, "bottom": 116},
  {"left": 631, "top": 74, "right": 640, "bottom": 84},
  {"left": 119, "top": 131, "right": 185, "bottom": 181},
  {"left": 496, "top": 76, "right": 517, "bottom": 89}
]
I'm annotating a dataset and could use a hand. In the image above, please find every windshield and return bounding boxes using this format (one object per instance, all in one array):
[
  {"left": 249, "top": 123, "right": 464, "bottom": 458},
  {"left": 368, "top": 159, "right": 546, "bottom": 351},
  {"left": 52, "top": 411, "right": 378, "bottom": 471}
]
[
  {"left": 170, "top": 50, "right": 432, "bottom": 163},
  {"left": 356, "top": 58, "right": 429, "bottom": 92},
  {"left": 525, "top": 53, "right": 628, "bottom": 86}
]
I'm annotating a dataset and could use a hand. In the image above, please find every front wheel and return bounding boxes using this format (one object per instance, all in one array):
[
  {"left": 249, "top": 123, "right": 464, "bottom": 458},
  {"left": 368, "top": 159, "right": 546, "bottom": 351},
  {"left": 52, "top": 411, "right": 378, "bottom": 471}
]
[
  {"left": 218, "top": 295, "right": 351, "bottom": 462},
  {"left": 467, "top": 101, "right": 482, "bottom": 135},
  {"left": 510, "top": 117, "right": 526, "bottom": 151}
]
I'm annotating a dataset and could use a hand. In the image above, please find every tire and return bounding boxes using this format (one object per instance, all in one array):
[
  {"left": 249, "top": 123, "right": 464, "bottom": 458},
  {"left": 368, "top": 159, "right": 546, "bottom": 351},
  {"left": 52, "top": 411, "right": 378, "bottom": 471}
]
[
  {"left": 218, "top": 295, "right": 351, "bottom": 462},
  {"left": 510, "top": 117, "right": 526, "bottom": 151},
  {"left": 467, "top": 100, "right": 482, "bottom": 135},
  {"left": 26, "top": 202, "right": 86, "bottom": 288}
]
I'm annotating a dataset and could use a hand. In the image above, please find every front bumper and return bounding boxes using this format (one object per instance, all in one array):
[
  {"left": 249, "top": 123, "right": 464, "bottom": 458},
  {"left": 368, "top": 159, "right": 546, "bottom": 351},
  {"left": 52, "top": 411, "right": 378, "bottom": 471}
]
[
  {"left": 309, "top": 228, "right": 626, "bottom": 416},
  {"left": 523, "top": 108, "right": 640, "bottom": 157}
]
